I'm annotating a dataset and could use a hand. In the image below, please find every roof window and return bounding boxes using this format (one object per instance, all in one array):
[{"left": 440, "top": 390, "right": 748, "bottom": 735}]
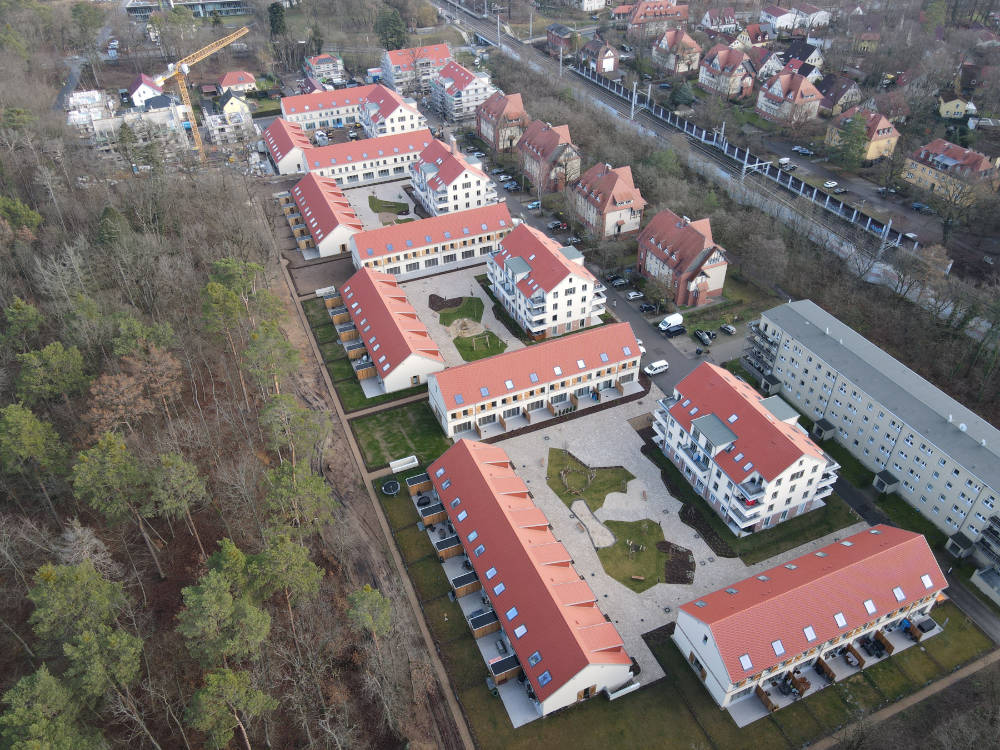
[
  {"left": 921, "top": 574, "right": 934, "bottom": 589},
  {"left": 454, "top": 394, "right": 464, "bottom": 404},
  {"left": 694, "top": 600, "right": 707, "bottom": 607},
  {"left": 834, "top": 611, "right": 847, "bottom": 628},
  {"left": 772, "top": 639, "right": 785, "bottom": 656},
  {"left": 739, "top": 654, "right": 753, "bottom": 670},
  {"left": 504, "top": 379, "right": 514, "bottom": 389},
  {"left": 864, "top": 599, "right": 877, "bottom": 615},
  {"left": 514, "top": 624, "right": 527, "bottom": 638},
  {"left": 728, "top": 414, "right": 739, "bottom": 423},
  {"left": 485, "top": 567, "right": 496, "bottom": 579},
  {"left": 893, "top": 586, "right": 905, "bottom": 602},
  {"left": 803, "top": 625, "right": 817, "bottom": 642},
  {"left": 725, "top": 588, "right": 738, "bottom": 595}
]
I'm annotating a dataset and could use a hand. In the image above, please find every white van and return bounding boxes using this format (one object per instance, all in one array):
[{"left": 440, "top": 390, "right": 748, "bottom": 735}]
[{"left": 644, "top": 360, "right": 669, "bottom": 376}]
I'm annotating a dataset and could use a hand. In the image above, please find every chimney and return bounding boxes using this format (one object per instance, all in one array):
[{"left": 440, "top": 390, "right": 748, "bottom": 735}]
[
  {"left": 448, "top": 133, "right": 458, "bottom": 155},
  {"left": 948, "top": 414, "right": 953, "bottom": 423}
]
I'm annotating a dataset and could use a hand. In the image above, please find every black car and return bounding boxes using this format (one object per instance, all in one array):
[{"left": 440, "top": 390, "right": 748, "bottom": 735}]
[
  {"left": 663, "top": 325, "right": 686, "bottom": 338},
  {"left": 638, "top": 302, "right": 656, "bottom": 313},
  {"left": 695, "top": 330, "right": 713, "bottom": 346}
]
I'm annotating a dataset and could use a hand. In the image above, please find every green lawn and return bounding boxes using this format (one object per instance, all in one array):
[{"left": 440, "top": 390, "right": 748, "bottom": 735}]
[
  {"left": 803, "top": 684, "right": 855, "bottom": 731},
  {"left": 680, "top": 271, "right": 780, "bottom": 331},
  {"left": 438, "top": 296, "right": 485, "bottom": 326},
  {"left": 722, "top": 358, "right": 762, "bottom": 389},
  {"left": 325, "top": 358, "right": 355, "bottom": 382},
  {"left": 368, "top": 195, "right": 409, "bottom": 214},
  {"left": 422, "top": 596, "right": 469, "bottom": 643},
  {"left": 375, "top": 480, "right": 421, "bottom": 531},
  {"left": 862, "top": 659, "right": 914, "bottom": 702},
  {"left": 394, "top": 525, "right": 434, "bottom": 564},
  {"left": 317, "top": 340, "right": 345, "bottom": 362},
  {"left": 313, "top": 324, "right": 338, "bottom": 344},
  {"left": 332, "top": 377, "right": 427, "bottom": 413},
  {"left": 820, "top": 438, "right": 876, "bottom": 487},
  {"left": 301, "top": 297, "right": 329, "bottom": 326},
  {"left": 408, "top": 558, "right": 451, "bottom": 602},
  {"left": 875, "top": 493, "right": 949, "bottom": 550},
  {"left": 351, "top": 401, "right": 451, "bottom": 469},
  {"left": 921, "top": 601, "right": 993, "bottom": 671},
  {"left": 892, "top": 643, "right": 944, "bottom": 687},
  {"left": 836, "top": 672, "right": 885, "bottom": 714},
  {"left": 442, "top": 637, "right": 488, "bottom": 690},
  {"left": 454, "top": 331, "right": 507, "bottom": 361},
  {"left": 251, "top": 99, "right": 281, "bottom": 117},
  {"left": 733, "top": 494, "right": 861, "bottom": 565},
  {"left": 597, "top": 520, "right": 670, "bottom": 593},
  {"left": 770, "top": 700, "right": 824, "bottom": 748},
  {"left": 546, "top": 448, "right": 633, "bottom": 513}
]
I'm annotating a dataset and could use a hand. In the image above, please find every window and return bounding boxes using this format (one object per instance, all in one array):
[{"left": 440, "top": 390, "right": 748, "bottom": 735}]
[
  {"left": 473, "top": 544, "right": 485, "bottom": 557},
  {"left": 506, "top": 606, "right": 518, "bottom": 620},
  {"left": 441, "top": 479, "right": 451, "bottom": 490},
  {"left": 803, "top": 625, "right": 817, "bottom": 642},
  {"left": 921, "top": 574, "right": 934, "bottom": 589},
  {"left": 450, "top": 498, "right": 461, "bottom": 509},
  {"left": 493, "top": 582, "right": 506, "bottom": 595},
  {"left": 456, "top": 510, "right": 467, "bottom": 522},
  {"left": 485, "top": 567, "right": 497, "bottom": 580},
  {"left": 834, "top": 611, "right": 847, "bottom": 628},
  {"left": 863, "top": 599, "right": 877, "bottom": 615},
  {"left": 514, "top": 624, "right": 527, "bottom": 638},
  {"left": 435, "top": 467, "right": 445, "bottom": 478},
  {"left": 892, "top": 586, "right": 905, "bottom": 602},
  {"left": 467, "top": 531, "right": 478, "bottom": 542},
  {"left": 739, "top": 654, "right": 753, "bottom": 670},
  {"left": 772, "top": 639, "right": 785, "bottom": 656},
  {"left": 538, "top": 671, "right": 552, "bottom": 686},
  {"left": 528, "top": 651, "right": 542, "bottom": 666}
]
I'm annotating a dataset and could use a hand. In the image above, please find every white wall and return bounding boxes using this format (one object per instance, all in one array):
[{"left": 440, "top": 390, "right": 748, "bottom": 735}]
[
  {"left": 538, "top": 662, "right": 634, "bottom": 715},
  {"left": 382, "top": 353, "right": 445, "bottom": 393},
  {"left": 672, "top": 611, "right": 734, "bottom": 706}
]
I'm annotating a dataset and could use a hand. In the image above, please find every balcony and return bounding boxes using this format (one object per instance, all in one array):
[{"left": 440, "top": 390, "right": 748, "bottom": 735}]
[
  {"left": 677, "top": 442, "right": 710, "bottom": 477},
  {"left": 736, "top": 479, "right": 766, "bottom": 504}
]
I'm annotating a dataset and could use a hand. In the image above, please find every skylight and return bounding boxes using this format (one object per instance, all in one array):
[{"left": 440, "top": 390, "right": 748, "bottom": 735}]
[
  {"left": 725, "top": 588, "right": 738, "bottom": 595},
  {"left": 690, "top": 407, "right": 699, "bottom": 415},
  {"left": 682, "top": 399, "right": 691, "bottom": 407},
  {"left": 893, "top": 586, "right": 905, "bottom": 602},
  {"left": 600, "top": 353, "right": 609, "bottom": 363},
  {"left": 772, "top": 639, "right": 785, "bottom": 656},
  {"left": 493, "top": 582, "right": 505, "bottom": 595},
  {"left": 733, "top": 453, "right": 744, "bottom": 462},
  {"left": 514, "top": 624, "right": 527, "bottom": 638},
  {"left": 840, "top": 540, "right": 854, "bottom": 547},
  {"left": 921, "top": 574, "right": 934, "bottom": 589},
  {"left": 504, "top": 379, "right": 514, "bottom": 390},
  {"left": 577, "top": 359, "right": 586, "bottom": 369},
  {"left": 834, "top": 611, "right": 847, "bottom": 628},
  {"left": 743, "top": 461, "right": 753, "bottom": 471},
  {"left": 529, "top": 372, "right": 539, "bottom": 383},
  {"left": 863, "top": 599, "right": 877, "bottom": 615},
  {"left": 553, "top": 366, "right": 562, "bottom": 376},
  {"left": 785, "top": 564, "right": 797, "bottom": 570},
  {"left": 739, "top": 654, "right": 753, "bottom": 670},
  {"left": 457, "top": 510, "right": 467, "bottom": 521},
  {"left": 623, "top": 346, "right": 632, "bottom": 356},
  {"left": 450, "top": 498, "right": 461, "bottom": 508},
  {"left": 694, "top": 600, "right": 707, "bottom": 608},
  {"left": 480, "top": 386, "right": 490, "bottom": 397},
  {"left": 803, "top": 625, "right": 817, "bottom": 642},
  {"left": 507, "top": 607, "right": 518, "bottom": 621},
  {"left": 485, "top": 567, "right": 496, "bottom": 579},
  {"left": 727, "top": 414, "right": 739, "bottom": 423},
  {"left": 815, "top": 551, "right": 827, "bottom": 557},
  {"left": 454, "top": 394, "right": 464, "bottom": 404},
  {"left": 757, "top": 575, "right": 770, "bottom": 581}
]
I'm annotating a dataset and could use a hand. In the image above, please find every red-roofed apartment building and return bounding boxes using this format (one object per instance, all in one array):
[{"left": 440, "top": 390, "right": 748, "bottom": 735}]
[
  {"left": 755, "top": 71, "right": 822, "bottom": 124},
  {"left": 357, "top": 84, "right": 426, "bottom": 138},
  {"left": 653, "top": 28, "right": 702, "bottom": 75},
  {"left": 567, "top": 163, "right": 646, "bottom": 239},
  {"left": 653, "top": 363, "right": 838, "bottom": 535},
  {"left": 277, "top": 173, "right": 362, "bottom": 258},
  {"left": 516, "top": 121, "right": 582, "bottom": 193},
  {"left": 700, "top": 6, "right": 737, "bottom": 33},
  {"left": 624, "top": 0, "right": 690, "bottom": 41},
  {"left": 673, "top": 525, "right": 946, "bottom": 719},
  {"left": 409, "top": 139, "right": 498, "bottom": 216},
  {"left": 698, "top": 45, "right": 755, "bottom": 99},
  {"left": 327, "top": 267, "right": 444, "bottom": 395},
  {"left": 476, "top": 92, "right": 530, "bottom": 152},
  {"left": 280, "top": 85, "right": 377, "bottom": 130},
  {"left": 350, "top": 202, "right": 513, "bottom": 280},
  {"left": 636, "top": 210, "right": 728, "bottom": 307},
  {"left": 428, "top": 322, "right": 642, "bottom": 438},
  {"left": 903, "top": 138, "right": 1000, "bottom": 195},
  {"left": 303, "top": 53, "right": 346, "bottom": 84},
  {"left": 429, "top": 60, "right": 497, "bottom": 123},
  {"left": 263, "top": 118, "right": 313, "bottom": 174},
  {"left": 218, "top": 71, "right": 256, "bottom": 94},
  {"left": 428, "top": 441, "right": 638, "bottom": 720},
  {"left": 381, "top": 44, "right": 453, "bottom": 95},
  {"left": 488, "top": 224, "right": 606, "bottom": 339}
]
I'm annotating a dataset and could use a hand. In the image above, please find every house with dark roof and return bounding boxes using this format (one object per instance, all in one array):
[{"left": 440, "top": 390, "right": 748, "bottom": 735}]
[
  {"left": 476, "top": 92, "right": 530, "bottom": 152},
  {"left": 653, "top": 362, "right": 839, "bottom": 535},
  {"left": 516, "top": 121, "right": 582, "bottom": 192},
  {"left": 653, "top": 28, "right": 702, "bottom": 75},
  {"left": 546, "top": 23, "right": 575, "bottom": 56},
  {"left": 579, "top": 37, "right": 620, "bottom": 75},
  {"left": 674, "top": 525, "right": 946, "bottom": 722},
  {"left": 815, "top": 74, "right": 862, "bottom": 115},
  {"left": 427, "top": 441, "right": 637, "bottom": 722},
  {"left": 699, "top": 45, "right": 755, "bottom": 99},
  {"left": 488, "top": 224, "right": 605, "bottom": 339},
  {"left": 636, "top": 210, "right": 728, "bottom": 307},
  {"left": 567, "top": 163, "right": 646, "bottom": 239},
  {"left": 409, "top": 138, "right": 497, "bottom": 216}
]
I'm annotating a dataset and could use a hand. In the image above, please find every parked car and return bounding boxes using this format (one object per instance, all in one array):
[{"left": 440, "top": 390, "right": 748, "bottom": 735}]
[
  {"left": 473, "top": 151, "right": 485, "bottom": 158},
  {"left": 720, "top": 324, "right": 736, "bottom": 335},
  {"left": 662, "top": 324, "right": 686, "bottom": 338},
  {"left": 638, "top": 302, "right": 656, "bottom": 313},
  {"left": 911, "top": 201, "right": 932, "bottom": 213},
  {"left": 503, "top": 182, "right": 519, "bottom": 191},
  {"left": 626, "top": 290, "right": 644, "bottom": 300},
  {"left": 694, "top": 330, "right": 713, "bottom": 346},
  {"left": 605, "top": 273, "right": 623, "bottom": 283},
  {"left": 781, "top": 163, "right": 797, "bottom": 172},
  {"left": 611, "top": 277, "right": 628, "bottom": 288},
  {"left": 792, "top": 145, "right": 803, "bottom": 153},
  {"left": 644, "top": 360, "right": 669, "bottom": 375},
  {"left": 642, "top": 73, "right": 653, "bottom": 81},
  {"left": 496, "top": 639, "right": 507, "bottom": 655},
  {"left": 823, "top": 181, "right": 838, "bottom": 189},
  {"left": 490, "top": 167, "right": 505, "bottom": 175},
  {"left": 565, "top": 236, "right": 582, "bottom": 245},
  {"left": 658, "top": 82, "right": 672, "bottom": 89},
  {"left": 591, "top": 13, "right": 600, "bottom": 20},
  {"left": 525, "top": 200, "right": 541, "bottom": 209},
  {"left": 496, "top": 174, "right": 511, "bottom": 182},
  {"left": 547, "top": 220, "right": 563, "bottom": 230},
  {"left": 833, "top": 187, "right": 848, "bottom": 194},
  {"left": 638, "top": 343, "right": 646, "bottom": 355},
  {"left": 799, "top": 148, "right": 815, "bottom": 156}
]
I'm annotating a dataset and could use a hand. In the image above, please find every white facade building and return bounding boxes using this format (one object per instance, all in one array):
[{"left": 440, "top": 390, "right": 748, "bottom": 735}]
[
  {"left": 408, "top": 139, "right": 497, "bottom": 216},
  {"left": 205, "top": 111, "right": 257, "bottom": 144},
  {"left": 429, "top": 61, "right": 497, "bottom": 122},
  {"left": 380, "top": 44, "right": 453, "bottom": 95},
  {"left": 280, "top": 86, "right": 377, "bottom": 130},
  {"left": 358, "top": 85, "right": 426, "bottom": 138}
]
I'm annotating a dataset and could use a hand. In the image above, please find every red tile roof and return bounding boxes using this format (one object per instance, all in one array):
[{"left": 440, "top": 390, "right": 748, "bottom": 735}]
[
  {"left": 629, "top": 0, "right": 690, "bottom": 25},
  {"left": 359, "top": 84, "right": 414, "bottom": 123},
  {"left": 412, "top": 139, "right": 486, "bottom": 190},
  {"left": 762, "top": 5, "right": 791, "bottom": 15},
  {"left": 434, "top": 60, "right": 477, "bottom": 94},
  {"left": 834, "top": 106, "right": 899, "bottom": 141},
  {"left": 353, "top": 202, "right": 512, "bottom": 260},
  {"left": 428, "top": 440, "right": 632, "bottom": 701},
  {"left": 477, "top": 92, "right": 528, "bottom": 124},
  {"left": 680, "top": 525, "right": 947, "bottom": 685},
  {"left": 571, "top": 163, "right": 646, "bottom": 216},
  {"left": 128, "top": 74, "right": 162, "bottom": 96},
  {"left": 703, "top": 44, "right": 751, "bottom": 74},
  {"left": 218, "top": 71, "right": 256, "bottom": 88},
  {"left": 340, "top": 268, "right": 443, "bottom": 376},
  {"left": 492, "top": 224, "right": 596, "bottom": 296},
  {"left": 306, "top": 54, "right": 340, "bottom": 67},
  {"left": 263, "top": 118, "right": 311, "bottom": 164},
  {"left": 431, "top": 323, "right": 640, "bottom": 409},
  {"left": 384, "top": 43, "right": 452, "bottom": 70},
  {"left": 639, "top": 210, "right": 724, "bottom": 275},
  {"left": 761, "top": 71, "right": 822, "bottom": 104},
  {"left": 669, "top": 363, "right": 824, "bottom": 485},
  {"left": 657, "top": 28, "right": 702, "bottom": 54},
  {"left": 911, "top": 138, "right": 996, "bottom": 176},
  {"left": 517, "top": 121, "right": 575, "bottom": 164},
  {"left": 280, "top": 85, "right": 378, "bottom": 116},
  {"left": 741, "top": 23, "right": 772, "bottom": 43},
  {"left": 290, "top": 173, "right": 362, "bottom": 243},
  {"left": 303, "top": 128, "right": 434, "bottom": 169}
]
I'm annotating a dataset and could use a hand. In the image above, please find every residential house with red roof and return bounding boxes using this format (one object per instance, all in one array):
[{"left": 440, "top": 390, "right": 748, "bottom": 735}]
[
  {"left": 381, "top": 44, "right": 452, "bottom": 95},
  {"left": 653, "top": 28, "right": 702, "bottom": 75},
  {"left": 276, "top": 173, "right": 362, "bottom": 258},
  {"left": 756, "top": 40, "right": 823, "bottom": 81},
  {"left": 350, "top": 202, "right": 514, "bottom": 280},
  {"left": 476, "top": 92, "right": 530, "bottom": 152},
  {"left": 218, "top": 71, "right": 256, "bottom": 94},
  {"left": 280, "top": 85, "right": 378, "bottom": 130},
  {"left": 790, "top": 1, "right": 829, "bottom": 27},
  {"left": 429, "top": 60, "right": 497, "bottom": 123},
  {"left": 579, "top": 38, "right": 620, "bottom": 75},
  {"left": 409, "top": 138, "right": 497, "bottom": 216},
  {"left": 427, "top": 441, "right": 637, "bottom": 720},
  {"left": 262, "top": 118, "right": 313, "bottom": 174},
  {"left": 567, "top": 163, "right": 646, "bottom": 239},
  {"left": 673, "top": 525, "right": 946, "bottom": 720},
  {"left": 759, "top": 5, "right": 797, "bottom": 29},
  {"left": 546, "top": 23, "right": 575, "bottom": 57},
  {"left": 488, "top": 224, "right": 606, "bottom": 339},
  {"left": 815, "top": 74, "right": 862, "bottom": 116},
  {"left": 903, "top": 138, "right": 1000, "bottom": 196},
  {"left": 653, "top": 363, "right": 838, "bottom": 535},
  {"left": 327, "top": 268, "right": 444, "bottom": 395},
  {"left": 428, "top": 323, "right": 642, "bottom": 438},
  {"left": 754, "top": 71, "right": 821, "bottom": 123},
  {"left": 357, "top": 84, "right": 426, "bottom": 138},
  {"left": 698, "top": 45, "right": 755, "bottom": 99},
  {"left": 619, "top": 0, "right": 689, "bottom": 41},
  {"left": 825, "top": 107, "right": 899, "bottom": 163},
  {"left": 303, "top": 53, "right": 346, "bottom": 84},
  {"left": 636, "top": 210, "right": 728, "bottom": 307},
  {"left": 128, "top": 74, "right": 162, "bottom": 108},
  {"left": 700, "top": 6, "right": 737, "bottom": 33},
  {"left": 734, "top": 22, "right": 774, "bottom": 49},
  {"left": 516, "top": 121, "right": 582, "bottom": 193}
]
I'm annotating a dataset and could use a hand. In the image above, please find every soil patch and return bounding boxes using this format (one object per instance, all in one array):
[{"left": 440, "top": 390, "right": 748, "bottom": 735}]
[
  {"left": 679, "top": 504, "right": 736, "bottom": 558},
  {"left": 656, "top": 540, "right": 696, "bottom": 584},
  {"left": 429, "top": 294, "right": 464, "bottom": 311},
  {"left": 449, "top": 318, "right": 486, "bottom": 337}
]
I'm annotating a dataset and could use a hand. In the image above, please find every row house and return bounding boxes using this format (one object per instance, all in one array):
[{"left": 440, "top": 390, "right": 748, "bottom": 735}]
[
  {"left": 623, "top": 1, "right": 690, "bottom": 41},
  {"left": 380, "top": 44, "right": 452, "bottom": 95},
  {"left": 825, "top": 107, "right": 899, "bottom": 163},
  {"left": 674, "top": 526, "right": 946, "bottom": 718},
  {"left": 699, "top": 45, "right": 755, "bottom": 99},
  {"left": 358, "top": 85, "right": 426, "bottom": 138},
  {"left": 743, "top": 300, "right": 1000, "bottom": 564},
  {"left": 653, "top": 28, "right": 703, "bottom": 75},
  {"left": 280, "top": 85, "right": 378, "bottom": 129},
  {"left": 350, "top": 202, "right": 514, "bottom": 280},
  {"left": 636, "top": 210, "right": 728, "bottom": 308},
  {"left": 903, "top": 138, "right": 999, "bottom": 196},
  {"left": 476, "top": 92, "right": 530, "bottom": 152},
  {"left": 654, "top": 362, "right": 838, "bottom": 536},
  {"left": 276, "top": 173, "right": 362, "bottom": 258},
  {"left": 754, "top": 71, "right": 822, "bottom": 124},
  {"left": 303, "top": 53, "right": 346, "bottom": 84},
  {"left": 700, "top": 7, "right": 737, "bottom": 33},
  {"left": 567, "top": 163, "right": 646, "bottom": 239},
  {"left": 516, "top": 121, "right": 582, "bottom": 193},
  {"left": 815, "top": 74, "right": 862, "bottom": 116},
  {"left": 409, "top": 139, "right": 497, "bottom": 216},
  {"left": 327, "top": 268, "right": 444, "bottom": 395},
  {"left": 579, "top": 38, "right": 620, "bottom": 75},
  {"left": 428, "top": 440, "right": 637, "bottom": 718},
  {"left": 427, "top": 322, "right": 642, "bottom": 439},
  {"left": 488, "top": 223, "right": 606, "bottom": 340},
  {"left": 204, "top": 111, "right": 257, "bottom": 145},
  {"left": 429, "top": 61, "right": 497, "bottom": 123}
]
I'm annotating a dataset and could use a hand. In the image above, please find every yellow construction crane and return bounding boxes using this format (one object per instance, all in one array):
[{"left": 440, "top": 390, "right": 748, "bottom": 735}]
[{"left": 155, "top": 26, "right": 250, "bottom": 162}]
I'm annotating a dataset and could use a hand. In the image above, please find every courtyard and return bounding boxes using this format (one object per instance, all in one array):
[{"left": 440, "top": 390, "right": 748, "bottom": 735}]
[{"left": 343, "top": 179, "right": 419, "bottom": 228}]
